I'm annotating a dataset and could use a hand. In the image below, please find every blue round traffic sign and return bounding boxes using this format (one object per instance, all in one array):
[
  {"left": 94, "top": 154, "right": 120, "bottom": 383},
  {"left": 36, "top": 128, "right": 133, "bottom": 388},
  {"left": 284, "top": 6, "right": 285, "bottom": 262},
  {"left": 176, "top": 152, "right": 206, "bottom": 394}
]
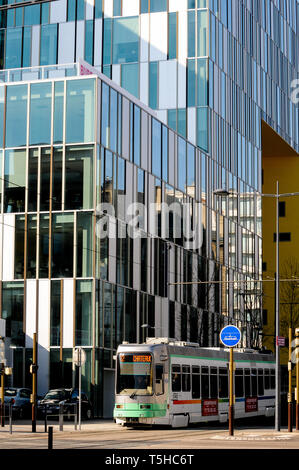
[{"left": 220, "top": 325, "right": 241, "bottom": 347}]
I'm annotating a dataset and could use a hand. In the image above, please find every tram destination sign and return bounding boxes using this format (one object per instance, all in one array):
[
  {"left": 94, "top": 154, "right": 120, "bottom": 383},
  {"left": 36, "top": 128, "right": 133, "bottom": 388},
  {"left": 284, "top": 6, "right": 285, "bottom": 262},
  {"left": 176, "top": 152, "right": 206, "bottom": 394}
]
[{"left": 220, "top": 325, "right": 241, "bottom": 348}]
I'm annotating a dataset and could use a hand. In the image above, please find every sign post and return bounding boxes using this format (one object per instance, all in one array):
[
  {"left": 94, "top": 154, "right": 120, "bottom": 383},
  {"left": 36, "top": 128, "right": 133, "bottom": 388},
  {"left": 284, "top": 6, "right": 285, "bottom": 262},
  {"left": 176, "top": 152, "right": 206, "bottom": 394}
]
[
  {"left": 220, "top": 325, "right": 241, "bottom": 437},
  {"left": 73, "top": 348, "right": 86, "bottom": 431}
]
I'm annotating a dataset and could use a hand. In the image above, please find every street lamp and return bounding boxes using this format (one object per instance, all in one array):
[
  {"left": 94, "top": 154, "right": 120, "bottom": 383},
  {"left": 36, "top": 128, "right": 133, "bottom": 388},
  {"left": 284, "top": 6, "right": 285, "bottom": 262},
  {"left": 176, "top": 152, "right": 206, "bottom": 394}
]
[{"left": 214, "top": 183, "right": 299, "bottom": 432}]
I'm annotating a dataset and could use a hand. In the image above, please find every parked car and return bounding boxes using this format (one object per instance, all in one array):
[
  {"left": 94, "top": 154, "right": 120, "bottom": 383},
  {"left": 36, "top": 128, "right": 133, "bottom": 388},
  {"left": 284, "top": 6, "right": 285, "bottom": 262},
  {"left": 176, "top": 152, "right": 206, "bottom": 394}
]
[
  {"left": 38, "top": 388, "right": 93, "bottom": 420},
  {"left": 4, "top": 388, "right": 32, "bottom": 419}
]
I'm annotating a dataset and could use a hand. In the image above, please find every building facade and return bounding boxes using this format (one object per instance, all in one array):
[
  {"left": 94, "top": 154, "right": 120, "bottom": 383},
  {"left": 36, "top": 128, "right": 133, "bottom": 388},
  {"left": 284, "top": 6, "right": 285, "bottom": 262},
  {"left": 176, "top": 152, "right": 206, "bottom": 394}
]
[{"left": 0, "top": 0, "right": 298, "bottom": 415}]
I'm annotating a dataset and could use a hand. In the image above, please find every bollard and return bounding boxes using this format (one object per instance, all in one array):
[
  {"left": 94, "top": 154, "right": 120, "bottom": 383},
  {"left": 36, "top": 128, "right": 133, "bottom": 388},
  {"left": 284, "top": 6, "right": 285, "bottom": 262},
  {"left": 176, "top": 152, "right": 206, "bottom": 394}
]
[
  {"left": 74, "top": 403, "right": 77, "bottom": 431},
  {"left": 59, "top": 404, "right": 63, "bottom": 432},
  {"left": 9, "top": 403, "right": 12, "bottom": 435},
  {"left": 44, "top": 405, "right": 47, "bottom": 433},
  {"left": 48, "top": 426, "right": 53, "bottom": 450}
]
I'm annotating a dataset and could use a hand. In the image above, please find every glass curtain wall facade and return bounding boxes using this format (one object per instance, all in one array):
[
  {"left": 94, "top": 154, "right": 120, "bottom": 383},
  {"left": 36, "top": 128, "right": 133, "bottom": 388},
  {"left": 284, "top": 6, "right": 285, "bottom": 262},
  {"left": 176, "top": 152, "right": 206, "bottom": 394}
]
[{"left": 0, "top": 0, "right": 298, "bottom": 415}]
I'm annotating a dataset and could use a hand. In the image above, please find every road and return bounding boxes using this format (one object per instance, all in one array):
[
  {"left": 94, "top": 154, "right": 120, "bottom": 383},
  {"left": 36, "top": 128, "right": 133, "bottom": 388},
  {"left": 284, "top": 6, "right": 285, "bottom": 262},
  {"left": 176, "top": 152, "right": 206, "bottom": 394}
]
[{"left": 0, "top": 419, "right": 299, "bottom": 450}]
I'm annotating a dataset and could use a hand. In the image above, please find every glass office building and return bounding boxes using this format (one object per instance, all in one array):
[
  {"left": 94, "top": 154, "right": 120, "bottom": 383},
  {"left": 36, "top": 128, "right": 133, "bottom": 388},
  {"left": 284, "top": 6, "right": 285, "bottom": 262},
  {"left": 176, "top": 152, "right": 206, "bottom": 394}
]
[{"left": 0, "top": 0, "right": 298, "bottom": 415}]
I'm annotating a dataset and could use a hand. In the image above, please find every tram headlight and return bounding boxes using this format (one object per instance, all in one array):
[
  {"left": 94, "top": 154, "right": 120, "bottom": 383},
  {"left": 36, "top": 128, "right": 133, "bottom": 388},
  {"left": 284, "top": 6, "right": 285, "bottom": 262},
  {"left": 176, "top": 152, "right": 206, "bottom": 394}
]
[
  {"left": 140, "top": 404, "right": 151, "bottom": 409},
  {"left": 116, "top": 404, "right": 124, "bottom": 409}
]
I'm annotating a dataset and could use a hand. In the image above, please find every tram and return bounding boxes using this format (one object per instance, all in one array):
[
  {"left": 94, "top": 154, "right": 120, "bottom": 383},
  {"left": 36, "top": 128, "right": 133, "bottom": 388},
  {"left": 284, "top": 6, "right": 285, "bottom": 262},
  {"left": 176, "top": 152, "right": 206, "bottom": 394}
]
[{"left": 113, "top": 337, "right": 275, "bottom": 428}]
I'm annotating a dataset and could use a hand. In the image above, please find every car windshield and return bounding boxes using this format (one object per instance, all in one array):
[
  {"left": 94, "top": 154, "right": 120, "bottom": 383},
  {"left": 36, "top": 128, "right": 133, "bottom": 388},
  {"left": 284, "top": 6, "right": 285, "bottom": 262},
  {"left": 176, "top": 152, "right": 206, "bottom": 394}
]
[
  {"left": 5, "top": 389, "right": 17, "bottom": 397},
  {"left": 44, "top": 391, "right": 67, "bottom": 400}
]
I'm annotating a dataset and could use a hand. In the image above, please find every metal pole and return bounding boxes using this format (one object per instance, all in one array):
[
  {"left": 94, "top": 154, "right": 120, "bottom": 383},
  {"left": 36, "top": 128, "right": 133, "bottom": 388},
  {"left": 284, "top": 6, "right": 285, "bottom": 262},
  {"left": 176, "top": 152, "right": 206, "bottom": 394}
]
[
  {"left": 288, "top": 327, "right": 293, "bottom": 432},
  {"left": 1, "top": 366, "right": 4, "bottom": 427},
  {"left": 59, "top": 403, "right": 63, "bottom": 432},
  {"left": 32, "top": 332, "right": 37, "bottom": 433},
  {"left": 9, "top": 403, "right": 12, "bottom": 435},
  {"left": 275, "top": 181, "right": 281, "bottom": 432},
  {"left": 79, "top": 357, "right": 82, "bottom": 431},
  {"left": 44, "top": 405, "right": 47, "bottom": 433},
  {"left": 229, "top": 347, "right": 234, "bottom": 436},
  {"left": 48, "top": 426, "right": 53, "bottom": 450},
  {"left": 296, "top": 328, "right": 299, "bottom": 431}
]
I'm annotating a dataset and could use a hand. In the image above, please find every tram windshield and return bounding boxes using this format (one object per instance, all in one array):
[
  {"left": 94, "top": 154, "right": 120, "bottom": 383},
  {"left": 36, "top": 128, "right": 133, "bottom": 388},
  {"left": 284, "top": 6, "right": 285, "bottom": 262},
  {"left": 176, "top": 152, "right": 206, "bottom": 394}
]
[{"left": 116, "top": 353, "right": 153, "bottom": 396}]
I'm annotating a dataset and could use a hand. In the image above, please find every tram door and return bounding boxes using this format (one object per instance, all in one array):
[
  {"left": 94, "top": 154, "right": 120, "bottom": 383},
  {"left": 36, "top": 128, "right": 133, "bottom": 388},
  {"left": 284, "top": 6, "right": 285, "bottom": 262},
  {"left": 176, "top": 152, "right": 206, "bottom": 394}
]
[{"left": 103, "top": 370, "right": 115, "bottom": 418}]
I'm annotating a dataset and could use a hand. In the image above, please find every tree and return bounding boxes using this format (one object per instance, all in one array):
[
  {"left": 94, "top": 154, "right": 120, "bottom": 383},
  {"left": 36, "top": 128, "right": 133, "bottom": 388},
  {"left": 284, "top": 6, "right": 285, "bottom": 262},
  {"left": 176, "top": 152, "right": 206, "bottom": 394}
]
[{"left": 280, "top": 257, "right": 299, "bottom": 336}]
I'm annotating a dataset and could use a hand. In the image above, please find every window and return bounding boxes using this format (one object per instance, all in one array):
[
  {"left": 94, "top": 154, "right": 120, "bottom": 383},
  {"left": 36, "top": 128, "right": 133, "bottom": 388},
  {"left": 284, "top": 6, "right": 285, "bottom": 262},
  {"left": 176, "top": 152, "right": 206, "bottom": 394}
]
[
  {"left": 274, "top": 233, "right": 291, "bottom": 242},
  {"left": 270, "top": 369, "right": 275, "bottom": 389},
  {"left": 121, "top": 63, "right": 139, "bottom": 98},
  {"left": 210, "top": 367, "right": 218, "bottom": 398},
  {"left": 155, "top": 365, "right": 164, "bottom": 395},
  {"left": 75, "top": 280, "right": 93, "bottom": 346},
  {"left": 201, "top": 366, "right": 209, "bottom": 399},
  {"left": 65, "top": 146, "right": 94, "bottom": 210},
  {"left": 152, "top": 119, "right": 162, "bottom": 178},
  {"left": 251, "top": 369, "right": 257, "bottom": 396},
  {"left": 262, "top": 262, "right": 267, "bottom": 271},
  {"left": 244, "top": 368, "right": 251, "bottom": 397},
  {"left": 149, "top": 62, "right": 158, "bottom": 110},
  {"left": 219, "top": 367, "right": 228, "bottom": 398},
  {"left": 262, "top": 309, "right": 268, "bottom": 326},
  {"left": 192, "top": 366, "right": 201, "bottom": 398},
  {"left": 182, "top": 365, "right": 191, "bottom": 392},
  {"left": 40, "top": 24, "right": 58, "bottom": 66},
  {"left": 29, "top": 82, "right": 52, "bottom": 145},
  {"left": 4, "top": 149, "right": 26, "bottom": 213},
  {"left": 258, "top": 369, "right": 264, "bottom": 396},
  {"left": 235, "top": 369, "right": 244, "bottom": 397},
  {"left": 5, "top": 28, "right": 22, "bottom": 69},
  {"left": 113, "top": 17, "right": 139, "bottom": 64},
  {"left": 279, "top": 201, "right": 286, "bottom": 217},
  {"left": 2, "top": 282, "right": 24, "bottom": 346},
  {"left": 168, "top": 13, "right": 177, "bottom": 60},
  {"left": 66, "top": 79, "right": 95, "bottom": 143},
  {"left": 150, "top": 0, "right": 167, "bottom": 12},
  {"left": 5, "top": 84, "right": 28, "bottom": 148},
  {"left": 50, "top": 280, "right": 61, "bottom": 346},
  {"left": 52, "top": 213, "right": 74, "bottom": 278},
  {"left": 172, "top": 365, "right": 181, "bottom": 392},
  {"left": 264, "top": 369, "right": 270, "bottom": 390}
]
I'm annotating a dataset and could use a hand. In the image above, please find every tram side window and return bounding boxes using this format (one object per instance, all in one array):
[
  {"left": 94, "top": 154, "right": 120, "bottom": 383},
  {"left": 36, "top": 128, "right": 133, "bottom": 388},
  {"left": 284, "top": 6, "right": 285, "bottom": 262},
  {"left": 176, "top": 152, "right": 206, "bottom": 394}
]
[
  {"left": 155, "top": 364, "right": 164, "bottom": 395},
  {"left": 264, "top": 369, "right": 270, "bottom": 390},
  {"left": 251, "top": 369, "right": 257, "bottom": 397},
  {"left": 201, "top": 366, "right": 209, "bottom": 399},
  {"left": 244, "top": 369, "right": 251, "bottom": 397},
  {"left": 270, "top": 369, "right": 275, "bottom": 389},
  {"left": 219, "top": 367, "right": 228, "bottom": 398},
  {"left": 172, "top": 365, "right": 181, "bottom": 392},
  {"left": 235, "top": 369, "right": 244, "bottom": 397},
  {"left": 258, "top": 369, "right": 264, "bottom": 396},
  {"left": 182, "top": 365, "right": 191, "bottom": 392},
  {"left": 210, "top": 367, "right": 218, "bottom": 399},
  {"left": 192, "top": 366, "right": 200, "bottom": 399}
]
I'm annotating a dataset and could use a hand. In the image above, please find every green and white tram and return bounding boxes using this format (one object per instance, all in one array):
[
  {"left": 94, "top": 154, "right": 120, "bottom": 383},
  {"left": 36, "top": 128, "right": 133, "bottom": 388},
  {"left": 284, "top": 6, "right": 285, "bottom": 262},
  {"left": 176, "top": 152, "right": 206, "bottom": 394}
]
[{"left": 113, "top": 338, "right": 275, "bottom": 428}]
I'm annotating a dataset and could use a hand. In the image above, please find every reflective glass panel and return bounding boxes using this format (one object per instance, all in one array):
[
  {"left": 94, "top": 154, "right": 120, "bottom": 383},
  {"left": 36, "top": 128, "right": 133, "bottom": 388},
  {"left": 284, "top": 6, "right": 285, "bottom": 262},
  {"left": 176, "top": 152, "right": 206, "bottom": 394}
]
[
  {"left": 40, "top": 24, "right": 58, "bottom": 66},
  {"left": 152, "top": 119, "right": 161, "bottom": 178},
  {"left": 65, "top": 145, "right": 94, "bottom": 210},
  {"left": 53, "top": 81, "right": 64, "bottom": 144},
  {"left": 76, "top": 280, "right": 93, "bottom": 346},
  {"left": 28, "top": 148, "right": 38, "bottom": 212},
  {"left": 52, "top": 213, "right": 74, "bottom": 278},
  {"left": 29, "top": 82, "right": 52, "bottom": 145},
  {"left": 77, "top": 212, "right": 93, "bottom": 278},
  {"left": 66, "top": 79, "right": 95, "bottom": 143},
  {"left": 5, "top": 28, "right": 22, "bottom": 69},
  {"left": 2, "top": 282, "right": 24, "bottom": 346},
  {"left": 121, "top": 63, "right": 139, "bottom": 98},
  {"left": 112, "top": 17, "right": 139, "bottom": 64},
  {"left": 4, "top": 149, "right": 26, "bottom": 213},
  {"left": 5, "top": 84, "right": 28, "bottom": 148}
]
